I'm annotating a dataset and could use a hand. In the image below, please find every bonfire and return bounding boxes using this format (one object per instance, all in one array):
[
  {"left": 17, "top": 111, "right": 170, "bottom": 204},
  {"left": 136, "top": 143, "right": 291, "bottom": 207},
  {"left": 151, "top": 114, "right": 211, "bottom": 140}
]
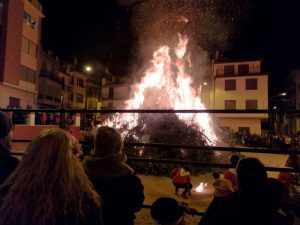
[{"left": 103, "top": 34, "right": 223, "bottom": 174}]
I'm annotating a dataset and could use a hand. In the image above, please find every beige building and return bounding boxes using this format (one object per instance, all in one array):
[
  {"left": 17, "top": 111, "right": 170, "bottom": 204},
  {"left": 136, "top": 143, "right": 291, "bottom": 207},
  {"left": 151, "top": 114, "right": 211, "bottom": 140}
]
[
  {"left": 0, "top": 0, "right": 43, "bottom": 108},
  {"left": 57, "top": 67, "right": 72, "bottom": 109},
  {"left": 212, "top": 60, "right": 268, "bottom": 135},
  {"left": 101, "top": 76, "right": 131, "bottom": 109},
  {"left": 69, "top": 71, "right": 87, "bottom": 109},
  {"left": 86, "top": 80, "right": 101, "bottom": 110}
]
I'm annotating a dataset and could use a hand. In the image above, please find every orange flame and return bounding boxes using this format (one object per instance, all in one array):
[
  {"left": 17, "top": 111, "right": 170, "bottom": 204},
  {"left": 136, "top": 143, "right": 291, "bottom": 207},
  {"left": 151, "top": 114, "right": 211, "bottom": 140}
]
[{"left": 104, "top": 34, "right": 217, "bottom": 143}]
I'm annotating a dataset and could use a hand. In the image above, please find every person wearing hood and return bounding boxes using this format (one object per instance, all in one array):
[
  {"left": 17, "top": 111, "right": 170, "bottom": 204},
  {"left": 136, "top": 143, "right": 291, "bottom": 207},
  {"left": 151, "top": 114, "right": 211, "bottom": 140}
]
[
  {"left": 0, "top": 110, "right": 19, "bottom": 185},
  {"left": 83, "top": 126, "right": 144, "bottom": 225}
]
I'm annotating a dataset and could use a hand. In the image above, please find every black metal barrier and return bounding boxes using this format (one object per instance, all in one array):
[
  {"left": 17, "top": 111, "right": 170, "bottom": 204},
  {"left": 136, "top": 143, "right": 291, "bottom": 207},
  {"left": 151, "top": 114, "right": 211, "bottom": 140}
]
[
  {"left": 11, "top": 140, "right": 300, "bottom": 173},
  {"left": 11, "top": 140, "right": 300, "bottom": 217}
]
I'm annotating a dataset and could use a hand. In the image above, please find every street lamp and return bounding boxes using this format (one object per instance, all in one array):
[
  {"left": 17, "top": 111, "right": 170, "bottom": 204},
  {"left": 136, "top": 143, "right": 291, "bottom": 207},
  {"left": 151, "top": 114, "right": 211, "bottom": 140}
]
[
  {"left": 264, "top": 92, "right": 288, "bottom": 109},
  {"left": 85, "top": 65, "right": 92, "bottom": 72}
]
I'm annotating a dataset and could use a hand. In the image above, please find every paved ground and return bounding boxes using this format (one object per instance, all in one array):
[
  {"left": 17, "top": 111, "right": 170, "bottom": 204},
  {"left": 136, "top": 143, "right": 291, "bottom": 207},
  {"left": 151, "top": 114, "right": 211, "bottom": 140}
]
[{"left": 135, "top": 174, "right": 214, "bottom": 225}]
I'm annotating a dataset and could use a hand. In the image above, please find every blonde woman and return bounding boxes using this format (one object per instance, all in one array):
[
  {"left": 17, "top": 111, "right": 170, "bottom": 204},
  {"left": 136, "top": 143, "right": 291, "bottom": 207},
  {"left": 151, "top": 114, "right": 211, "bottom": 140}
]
[{"left": 0, "top": 128, "right": 102, "bottom": 225}]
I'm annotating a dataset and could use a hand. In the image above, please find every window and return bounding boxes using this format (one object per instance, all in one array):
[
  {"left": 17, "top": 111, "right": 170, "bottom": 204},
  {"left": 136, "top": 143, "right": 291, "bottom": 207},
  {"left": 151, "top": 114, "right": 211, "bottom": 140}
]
[
  {"left": 23, "top": 11, "right": 37, "bottom": 30},
  {"left": 246, "top": 99, "right": 258, "bottom": 110},
  {"left": 238, "top": 64, "right": 249, "bottom": 75},
  {"left": 109, "top": 87, "right": 114, "bottom": 99},
  {"left": 61, "top": 77, "right": 65, "bottom": 90},
  {"left": 77, "top": 78, "right": 84, "bottom": 87},
  {"left": 76, "top": 94, "right": 84, "bottom": 103},
  {"left": 69, "top": 92, "right": 73, "bottom": 102},
  {"left": 225, "top": 100, "right": 236, "bottom": 110},
  {"left": 9, "top": 97, "right": 20, "bottom": 108},
  {"left": 54, "top": 88, "right": 60, "bottom": 102},
  {"left": 225, "top": 79, "right": 236, "bottom": 91},
  {"left": 246, "top": 78, "right": 257, "bottom": 90},
  {"left": 71, "top": 76, "right": 74, "bottom": 85},
  {"left": 21, "top": 65, "right": 35, "bottom": 83},
  {"left": 21, "top": 37, "right": 37, "bottom": 57},
  {"left": 45, "top": 84, "right": 52, "bottom": 100},
  {"left": 224, "top": 65, "right": 234, "bottom": 76}
]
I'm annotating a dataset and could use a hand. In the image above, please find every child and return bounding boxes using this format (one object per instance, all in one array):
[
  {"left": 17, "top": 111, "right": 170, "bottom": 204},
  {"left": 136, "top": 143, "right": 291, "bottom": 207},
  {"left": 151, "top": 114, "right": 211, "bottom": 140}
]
[
  {"left": 172, "top": 166, "right": 193, "bottom": 199},
  {"left": 151, "top": 197, "right": 186, "bottom": 225},
  {"left": 212, "top": 172, "right": 233, "bottom": 197}
]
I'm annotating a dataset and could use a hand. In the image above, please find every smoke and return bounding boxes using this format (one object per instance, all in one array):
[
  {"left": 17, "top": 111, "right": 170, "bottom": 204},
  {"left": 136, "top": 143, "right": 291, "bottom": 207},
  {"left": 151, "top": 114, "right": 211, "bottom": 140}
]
[
  {"left": 132, "top": 0, "right": 250, "bottom": 56},
  {"left": 116, "top": 0, "right": 251, "bottom": 92}
]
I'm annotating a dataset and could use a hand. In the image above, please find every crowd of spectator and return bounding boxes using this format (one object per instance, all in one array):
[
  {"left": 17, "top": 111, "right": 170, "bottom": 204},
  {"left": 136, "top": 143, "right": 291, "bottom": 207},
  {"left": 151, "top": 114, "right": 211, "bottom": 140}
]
[
  {"left": 1, "top": 109, "right": 300, "bottom": 225},
  {"left": 229, "top": 131, "right": 300, "bottom": 150}
]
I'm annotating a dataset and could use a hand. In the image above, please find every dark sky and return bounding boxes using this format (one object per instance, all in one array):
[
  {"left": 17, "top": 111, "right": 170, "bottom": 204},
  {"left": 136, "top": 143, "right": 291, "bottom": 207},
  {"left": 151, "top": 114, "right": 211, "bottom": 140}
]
[{"left": 40, "top": 0, "right": 300, "bottom": 95}]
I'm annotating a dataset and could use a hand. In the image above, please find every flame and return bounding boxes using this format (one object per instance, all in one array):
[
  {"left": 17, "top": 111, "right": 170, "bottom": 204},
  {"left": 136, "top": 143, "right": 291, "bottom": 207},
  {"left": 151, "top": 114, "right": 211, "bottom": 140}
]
[
  {"left": 196, "top": 182, "right": 208, "bottom": 193},
  {"left": 104, "top": 34, "right": 217, "bottom": 143}
]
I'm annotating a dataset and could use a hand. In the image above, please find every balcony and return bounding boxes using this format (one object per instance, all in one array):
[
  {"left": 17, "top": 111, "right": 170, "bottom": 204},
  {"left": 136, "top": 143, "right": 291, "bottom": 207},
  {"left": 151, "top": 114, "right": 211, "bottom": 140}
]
[{"left": 39, "top": 69, "right": 61, "bottom": 83}]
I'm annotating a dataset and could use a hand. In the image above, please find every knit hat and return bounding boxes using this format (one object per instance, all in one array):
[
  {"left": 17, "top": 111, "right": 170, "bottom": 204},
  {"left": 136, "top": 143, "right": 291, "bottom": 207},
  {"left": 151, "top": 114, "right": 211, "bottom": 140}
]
[
  {"left": 151, "top": 197, "right": 184, "bottom": 225},
  {"left": 94, "top": 126, "right": 123, "bottom": 157},
  {"left": 0, "top": 110, "right": 13, "bottom": 139},
  {"left": 213, "top": 178, "right": 233, "bottom": 197}
]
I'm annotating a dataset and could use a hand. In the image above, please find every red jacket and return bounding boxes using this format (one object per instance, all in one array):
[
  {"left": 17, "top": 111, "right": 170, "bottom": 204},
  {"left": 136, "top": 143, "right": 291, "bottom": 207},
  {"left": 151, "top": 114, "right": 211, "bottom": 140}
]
[
  {"left": 223, "top": 169, "right": 238, "bottom": 190},
  {"left": 172, "top": 168, "right": 191, "bottom": 184},
  {"left": 278, "top": 172, "right": 292, "bottom": 188}
]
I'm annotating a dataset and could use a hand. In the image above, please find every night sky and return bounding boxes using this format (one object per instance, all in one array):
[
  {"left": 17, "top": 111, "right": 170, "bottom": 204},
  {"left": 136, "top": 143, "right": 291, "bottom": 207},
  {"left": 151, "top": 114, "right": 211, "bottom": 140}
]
[{"left": 40, "top": 0, "right": 300, "bottom": 95}]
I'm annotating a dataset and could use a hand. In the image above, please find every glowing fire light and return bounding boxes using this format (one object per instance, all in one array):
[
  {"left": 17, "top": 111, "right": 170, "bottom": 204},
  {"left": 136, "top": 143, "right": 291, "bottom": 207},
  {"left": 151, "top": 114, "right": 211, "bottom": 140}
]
[
  {"left": 104, "top": 34, "right": 217, "bottom": 143},
  {"left": 196, "top": 182, "right": 208, "bottom": 193}
]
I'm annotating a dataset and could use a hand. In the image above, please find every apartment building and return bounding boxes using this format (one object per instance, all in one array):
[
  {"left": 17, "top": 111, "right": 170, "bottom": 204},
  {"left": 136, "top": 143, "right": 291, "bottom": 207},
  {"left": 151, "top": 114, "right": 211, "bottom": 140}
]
[
  {"left": 0, "top": 0, "right": 43, "bottom": 108},
  {"left": 37, "top": 51, "right": 61, "bottom": 108},
  {"left": 101, "top": 76, "right": 131, "bottom": 109},
  {"left": 212, "top": 60, "right": 268, "bottom": 135},
  {"left": 69, "top": 71, "right": 87, "bottom": 109},
  {"left": 86, "top": 80, "right": 101, "bottom": 110}
]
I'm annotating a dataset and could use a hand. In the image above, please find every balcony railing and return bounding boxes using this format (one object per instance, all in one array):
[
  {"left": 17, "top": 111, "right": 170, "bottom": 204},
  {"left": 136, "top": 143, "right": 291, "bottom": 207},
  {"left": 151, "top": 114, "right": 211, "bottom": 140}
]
[{"left": 39, "top": 69, "right": 61, "bottom": 83}]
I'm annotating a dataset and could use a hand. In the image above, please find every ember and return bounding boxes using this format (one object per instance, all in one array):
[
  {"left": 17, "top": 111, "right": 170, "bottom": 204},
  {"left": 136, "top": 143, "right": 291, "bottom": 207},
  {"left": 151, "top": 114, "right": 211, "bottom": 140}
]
[{"left": 195, "top": 182, "right": 208, "bottom": 193}]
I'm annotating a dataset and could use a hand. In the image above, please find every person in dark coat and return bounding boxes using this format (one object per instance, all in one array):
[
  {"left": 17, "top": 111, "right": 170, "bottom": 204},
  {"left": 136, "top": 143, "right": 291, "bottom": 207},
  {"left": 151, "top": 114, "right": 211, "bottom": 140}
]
[
  {"left": 0, "top": 110, "right": 19, "bottom": 185},
  {"left": 199, "top": 157, "right": 284, "bottom": 225},
  {"left": 83, "top": 126, "right": 145, "bottom": 225},
  {"left": 0, "top": 128, "right": 102, "bottom": 225}
]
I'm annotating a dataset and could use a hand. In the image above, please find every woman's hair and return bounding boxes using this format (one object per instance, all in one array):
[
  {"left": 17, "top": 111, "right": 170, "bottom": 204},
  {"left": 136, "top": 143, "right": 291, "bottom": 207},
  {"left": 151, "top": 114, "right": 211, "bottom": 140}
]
[{"left": 0, "top": 128, "right": 100, "bottom": 225}]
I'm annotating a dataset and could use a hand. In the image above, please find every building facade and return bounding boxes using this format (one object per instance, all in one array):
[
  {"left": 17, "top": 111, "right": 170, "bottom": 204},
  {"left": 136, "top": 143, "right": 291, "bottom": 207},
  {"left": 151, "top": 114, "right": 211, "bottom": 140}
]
[
  {"left": 212, "top": 60, "right": 268, "bottom": 135},
  {"left": 101, "top": 76, "right": 131, "bottom": 109},
  {"left": 69, "top": 71, "right": 87, "bottom": 109},
  {"left": 0, "top": 0, "right": 43, "bottom": 109},
  {"left": 37, "top": 51, "right": 61, "bottom": 108},
  {"left": 86, "top": 80, "right": 101, "bottom": 110},
  {"left": 57, "top": 66, "right": 72, "bottom": 109}
]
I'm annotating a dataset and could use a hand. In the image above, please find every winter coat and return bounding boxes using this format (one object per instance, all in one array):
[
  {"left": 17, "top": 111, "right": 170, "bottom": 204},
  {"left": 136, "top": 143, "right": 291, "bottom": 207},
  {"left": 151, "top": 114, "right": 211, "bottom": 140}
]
[
  {"left": 83, "top": 154, "right": 144, "bottom": 225},
  {"left": 199, "top": 190, "right": 294, "bottom": 225},
  {"left": 223, "top": 168, "right": 238, "bottom": 190},
  {"left": 0, "top": 144, "right": 19, "bottom": 185},
  {"left": 172, "top": 168, "right": 191, "bottom": 185}
]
